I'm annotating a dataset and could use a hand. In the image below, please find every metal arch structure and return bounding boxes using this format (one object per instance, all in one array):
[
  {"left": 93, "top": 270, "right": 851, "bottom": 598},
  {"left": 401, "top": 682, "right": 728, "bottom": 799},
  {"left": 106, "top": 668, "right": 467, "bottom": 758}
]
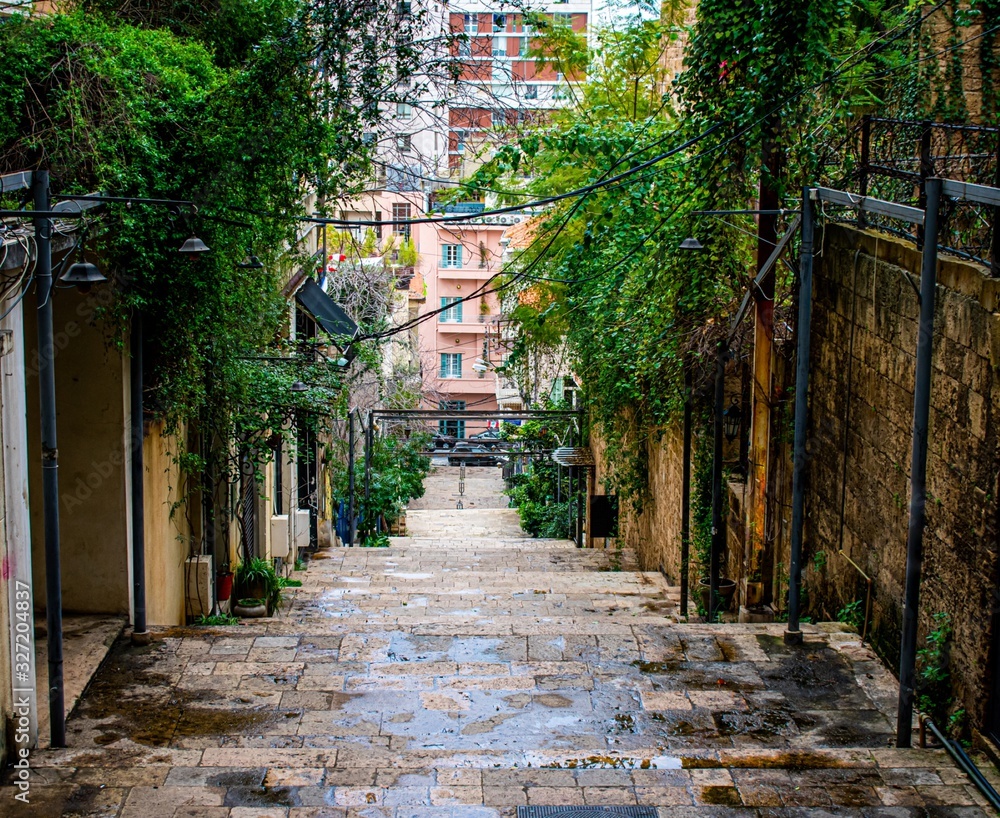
[{"left": 348, "top": 407, "right": 588, "bottom": 546}]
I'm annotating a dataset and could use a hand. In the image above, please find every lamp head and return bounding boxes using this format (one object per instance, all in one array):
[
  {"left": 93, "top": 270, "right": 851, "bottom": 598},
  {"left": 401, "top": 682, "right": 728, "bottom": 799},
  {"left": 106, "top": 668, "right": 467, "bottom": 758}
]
[
  {"left": 679, "top": 237, "right": 704, "bottom": 251},
  {"left": 290, "top": 380, "right": 309, "bottom": 393},
  {"left": 237, "top": 253, "right": 264, "bottom": 269},
  {"left": 178, "top": 234, "right": 210, "bottom": 255},
  {"left": 723, "top": 397, "right": 742, "bottom": 442},
  {"left": 59, "top": 261, "right": 107, "bottom": 293}
]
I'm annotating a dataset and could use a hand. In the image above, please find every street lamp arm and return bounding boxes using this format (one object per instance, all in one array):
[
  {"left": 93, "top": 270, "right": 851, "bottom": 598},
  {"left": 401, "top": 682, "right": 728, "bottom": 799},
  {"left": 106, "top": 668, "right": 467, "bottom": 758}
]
[{"left": 52, "top": 193, "right": 196, "bottom": 208}]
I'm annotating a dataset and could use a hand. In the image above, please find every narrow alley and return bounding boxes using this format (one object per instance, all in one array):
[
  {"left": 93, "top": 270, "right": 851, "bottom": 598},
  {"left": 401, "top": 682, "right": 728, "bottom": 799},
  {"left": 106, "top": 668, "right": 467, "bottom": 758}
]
[{"left": 8, "top": 468, "right": 995, "bottom": 816}]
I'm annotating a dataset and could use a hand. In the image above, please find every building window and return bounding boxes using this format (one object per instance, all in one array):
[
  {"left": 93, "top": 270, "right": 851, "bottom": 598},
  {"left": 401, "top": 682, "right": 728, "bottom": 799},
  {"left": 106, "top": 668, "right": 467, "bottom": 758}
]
[
  {"left": 361, "top": 131, "right": 376, "bottom": 146},
  {"left": 396, "top": 133, "right": 412, "bottom": 152},
  {"left": 439, "top": 400, "right": 466, "bottom": 437},
  {"left": 455, "top": 130, "right": 467, "bottom": 153},
  {"left": 463, "top": 13, "right": 478, "bottom": 34},
  {"left": 519, "top": 36, "right": 530, "bottom": 57},
  {"left": 392, "top": 202, "right": 411, "bottom": 239},
  {"left": 492, "top": 109, "right": 506, "bottom": 128},
  {"left": 396, "top": 102, "right": 412, "bottom": 119},
  {"left": 524, "top": 84, "right": 538, "bottom": 100},
  {"left": 440, "top": 353, "right": 463, "bottom": 378},
  {"left": 441, "top": 244, "right": 463, "bottom": 268},
  {"left": 459, "top": 37, "right": 471, "bottom": 56},
  {"left": 493, "top": 13, "right": 507, "bottom": 32},
  {"left": 493, "top": 36, "right": 506, "bottom": 57},
  {"left": 397, "top": 0, "right": 411, "bottom": 14},
  {"left": 440, "top": 296, "right": 463, "bottom": 322}
]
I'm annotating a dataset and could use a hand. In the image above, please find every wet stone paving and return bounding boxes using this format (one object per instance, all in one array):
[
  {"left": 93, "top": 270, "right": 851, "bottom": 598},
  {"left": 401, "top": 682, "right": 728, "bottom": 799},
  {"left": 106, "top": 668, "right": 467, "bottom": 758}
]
[{"left": 5, "top": 467, "right": 1000, "bottom": 816}]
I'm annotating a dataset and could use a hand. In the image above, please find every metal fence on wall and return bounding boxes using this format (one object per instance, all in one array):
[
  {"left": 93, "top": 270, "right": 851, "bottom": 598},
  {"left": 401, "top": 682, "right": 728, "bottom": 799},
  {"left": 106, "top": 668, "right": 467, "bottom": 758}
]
[{"left": 832, "top": 116, "right": 1000, "bottom": 272}]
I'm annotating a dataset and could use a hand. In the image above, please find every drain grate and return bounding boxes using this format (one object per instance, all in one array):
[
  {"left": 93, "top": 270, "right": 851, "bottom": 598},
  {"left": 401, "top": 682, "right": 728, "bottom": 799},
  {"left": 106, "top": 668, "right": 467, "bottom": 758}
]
[{"left": 517, "top": 809, "right": 659, "bottom": 818}]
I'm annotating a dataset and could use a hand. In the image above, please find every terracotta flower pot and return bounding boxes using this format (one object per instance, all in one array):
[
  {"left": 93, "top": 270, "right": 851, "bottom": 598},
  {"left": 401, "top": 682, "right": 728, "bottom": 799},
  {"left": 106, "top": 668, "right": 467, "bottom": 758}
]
[{"left": 216, "top": 571, "right": 234, "bottom": 602}]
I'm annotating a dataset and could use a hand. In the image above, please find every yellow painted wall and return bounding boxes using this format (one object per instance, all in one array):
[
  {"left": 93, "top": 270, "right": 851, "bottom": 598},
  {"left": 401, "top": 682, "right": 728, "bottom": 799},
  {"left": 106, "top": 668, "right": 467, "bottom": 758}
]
[
  {"left": 25, "top": 288, "right": 130, "bottom": 615},
  {"left": 143, "top": 421, "right": 193, "bottom": 626}
]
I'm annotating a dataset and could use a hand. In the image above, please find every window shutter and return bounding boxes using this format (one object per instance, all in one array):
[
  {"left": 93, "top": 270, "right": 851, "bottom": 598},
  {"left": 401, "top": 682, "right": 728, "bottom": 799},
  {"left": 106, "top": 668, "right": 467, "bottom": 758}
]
[
  {"left": 439, "top": 354, "right": 447, "bottom": 378},
  {"left": 442, "top": 246, "right": 449, "bottom": 266},
  {"left": 456, "top": 245, "right": 463, "bottom": 267},
  {"left": 455, "top": 301, "right": 463, "bottom": 323}
]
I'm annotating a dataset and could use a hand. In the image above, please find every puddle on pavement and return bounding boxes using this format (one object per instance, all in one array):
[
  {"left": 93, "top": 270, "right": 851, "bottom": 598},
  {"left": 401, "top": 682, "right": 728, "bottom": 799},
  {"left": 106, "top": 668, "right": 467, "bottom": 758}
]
[
  {"left": 77, "top": 640, "right": 288, "bottom": 746},
  {"left": 535, "top": 693, "right": 573, "bottom": 708},
  {"left": 541, "top": 753, "right": 682, "bottom": 770},
  {"left": 713, "top": 709, "right": 795, "bottom": 738},
  {"left": 224, "top": 786, "right": 302, "bottom": 808},
  {"left": 700, "top": 785, "right": 743, "bottom": 806},
  {"left": 631, "top": 660, "right": 680, "bottom": 674}
]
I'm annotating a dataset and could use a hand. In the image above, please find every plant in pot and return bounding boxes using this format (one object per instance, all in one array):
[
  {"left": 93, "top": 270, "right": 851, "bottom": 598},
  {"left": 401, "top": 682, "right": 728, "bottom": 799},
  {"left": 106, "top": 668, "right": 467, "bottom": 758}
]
[
  {"left": 235, "top": 557, "right": 282, "bottom": 615},
  {"left": 233, "top": 597, "right": 267, "bottom": 618},
  {"left": 691, "top": 446, "right": 736, "bottom": 618}
]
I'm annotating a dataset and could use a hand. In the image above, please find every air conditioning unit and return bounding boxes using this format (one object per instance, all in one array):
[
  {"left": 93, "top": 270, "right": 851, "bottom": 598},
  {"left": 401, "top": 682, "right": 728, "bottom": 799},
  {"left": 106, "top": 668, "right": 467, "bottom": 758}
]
[
  {"left": 294, "top": 510, "right": 310, "bottom": 551},
  {"left": 270, "top": 514, "right": 289, "bottom": 559},
  {"left": 185, "top": 555, "right": 213, "bottom": 618}
]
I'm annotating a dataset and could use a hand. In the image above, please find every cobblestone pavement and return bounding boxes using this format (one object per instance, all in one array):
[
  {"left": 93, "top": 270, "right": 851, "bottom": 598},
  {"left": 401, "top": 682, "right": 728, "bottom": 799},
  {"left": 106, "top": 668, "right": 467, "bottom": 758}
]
[{"left": 5, "top": 471, "right": 999, "bottom": 816}]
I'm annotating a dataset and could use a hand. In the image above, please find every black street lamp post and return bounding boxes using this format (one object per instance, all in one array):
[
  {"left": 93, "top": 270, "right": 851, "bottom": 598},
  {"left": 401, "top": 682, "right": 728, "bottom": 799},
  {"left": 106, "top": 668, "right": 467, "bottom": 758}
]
[{"left": 1, "top": 175, "right": 205, "bottom": 746}]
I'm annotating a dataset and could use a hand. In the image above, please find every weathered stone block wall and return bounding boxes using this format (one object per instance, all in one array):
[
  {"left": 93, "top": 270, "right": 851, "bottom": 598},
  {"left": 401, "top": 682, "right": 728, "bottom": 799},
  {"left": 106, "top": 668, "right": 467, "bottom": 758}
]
[
  {"left": 807, "top": 223, "right": 1000, "bottom": 729},
  {"left": 591, "top": 422, "right": 687, "bottom": 582}
]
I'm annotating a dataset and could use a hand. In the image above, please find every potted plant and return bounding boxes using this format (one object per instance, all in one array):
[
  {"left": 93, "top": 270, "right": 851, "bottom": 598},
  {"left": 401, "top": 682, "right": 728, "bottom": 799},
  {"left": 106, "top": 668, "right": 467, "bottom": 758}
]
[
  {"left": 235, "top": 557, "right": 282, "bottom": 614},
  {"left": 698, "top": 576, "right": 738, "bottom": 615},
  {"left": 233, "top": 597, "right": 267, "bottom": 618},
  {"left": 479, "top": 299, "right": 490, "bottom": 322}
]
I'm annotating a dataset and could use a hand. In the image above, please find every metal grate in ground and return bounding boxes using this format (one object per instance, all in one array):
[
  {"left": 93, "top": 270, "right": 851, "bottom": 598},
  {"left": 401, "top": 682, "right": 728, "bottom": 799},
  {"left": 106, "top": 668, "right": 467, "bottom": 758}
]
[{"left": 518, "top": 808, "right": 660, "bottom": 818}]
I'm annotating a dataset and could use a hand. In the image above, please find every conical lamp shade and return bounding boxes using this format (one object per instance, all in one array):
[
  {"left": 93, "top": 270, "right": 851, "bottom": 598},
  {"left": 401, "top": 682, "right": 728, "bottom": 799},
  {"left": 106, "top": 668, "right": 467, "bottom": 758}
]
[
  {"left": 178, "top": 235, "right": 210, "bottom": 254},
  {"left": 59, "top": 261, "right": 107, "bottom": 287}
]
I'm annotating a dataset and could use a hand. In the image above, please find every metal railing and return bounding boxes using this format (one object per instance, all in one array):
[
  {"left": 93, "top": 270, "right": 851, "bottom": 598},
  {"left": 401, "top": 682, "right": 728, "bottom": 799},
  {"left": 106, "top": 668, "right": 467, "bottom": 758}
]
[{"left": 834, "top": 116, "right": 1000, "bottom": 273}]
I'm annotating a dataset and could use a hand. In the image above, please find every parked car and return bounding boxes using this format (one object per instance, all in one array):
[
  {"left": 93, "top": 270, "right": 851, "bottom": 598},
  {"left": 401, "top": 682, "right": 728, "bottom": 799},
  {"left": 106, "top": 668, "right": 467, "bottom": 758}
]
[
  {"left": 470, "top": 429, "right": 505, "bottom": 450},
  {"left": 448, "top": 443, "right": 501, "bottom": 467},
  {"left": 432, "top": 434, "right": 457, "bottom": 450}
]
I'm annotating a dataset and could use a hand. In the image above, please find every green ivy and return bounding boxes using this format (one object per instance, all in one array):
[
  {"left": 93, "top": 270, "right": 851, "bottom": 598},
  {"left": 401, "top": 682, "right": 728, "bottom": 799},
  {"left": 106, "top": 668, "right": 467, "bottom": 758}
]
[{"left": 0, "top": 1, "right": 441, "bottom": 531}]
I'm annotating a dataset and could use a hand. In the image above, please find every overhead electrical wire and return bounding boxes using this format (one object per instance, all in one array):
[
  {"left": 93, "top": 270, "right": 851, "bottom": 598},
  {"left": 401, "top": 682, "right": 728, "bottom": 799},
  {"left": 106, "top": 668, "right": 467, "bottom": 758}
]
[{"left": 351, "top": 9, "right": 990, "bottom": 345}]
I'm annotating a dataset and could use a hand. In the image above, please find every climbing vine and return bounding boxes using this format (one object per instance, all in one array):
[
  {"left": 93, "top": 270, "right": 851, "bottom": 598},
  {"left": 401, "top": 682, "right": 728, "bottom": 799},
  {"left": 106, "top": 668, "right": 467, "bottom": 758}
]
[
  {"left": 460, "top": 2, "right": 990, "bottom": 511},
  {"left": 0, "top": 1, "right": 451, "bottom": 540}
]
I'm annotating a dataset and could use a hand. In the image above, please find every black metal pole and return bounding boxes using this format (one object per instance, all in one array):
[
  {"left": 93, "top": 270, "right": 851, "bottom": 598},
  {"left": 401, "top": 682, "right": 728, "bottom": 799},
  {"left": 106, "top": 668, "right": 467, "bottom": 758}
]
[
  {"left": 858, "top": 115, "right": 871, "bottom": 230},
  {"left": 786, "top": 187, "right": 816, "bottom": 645},
  {"left": 577, "top": 409, "right": 585, "bottom": 545},
  {"left": 130, "top": 312, "right": 150, "bottom": 645},
  {"left": 897, "top": 177, "right": 941, "bottom": 747},
  {"left": 364, "top": 410, "right": 373, "bottom": 537},
  {"left": 33, "top": 170, "right": 65, "bottom": 747},
  {"left": 681, "top": 364, "right": 692, "bottom": 618},
  {"left": 710, "top": 340, "right": 727, "bottom": 623},
  {"left": 347, "top": 411, "right": 355, "bottom": 547}
]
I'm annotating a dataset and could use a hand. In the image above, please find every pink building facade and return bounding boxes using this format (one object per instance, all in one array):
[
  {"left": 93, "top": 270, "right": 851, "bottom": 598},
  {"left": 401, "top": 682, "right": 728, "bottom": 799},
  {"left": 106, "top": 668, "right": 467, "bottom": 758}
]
[{"left": 419, "top": 215, "right": 517, "bottom": 437}]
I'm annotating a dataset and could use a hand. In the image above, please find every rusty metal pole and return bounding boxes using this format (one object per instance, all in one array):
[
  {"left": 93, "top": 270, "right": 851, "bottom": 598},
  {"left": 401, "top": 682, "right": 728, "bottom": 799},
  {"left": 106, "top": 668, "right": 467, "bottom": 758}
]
[{"left": 747, "top": 128, "right": 781, "bottom": 602}]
